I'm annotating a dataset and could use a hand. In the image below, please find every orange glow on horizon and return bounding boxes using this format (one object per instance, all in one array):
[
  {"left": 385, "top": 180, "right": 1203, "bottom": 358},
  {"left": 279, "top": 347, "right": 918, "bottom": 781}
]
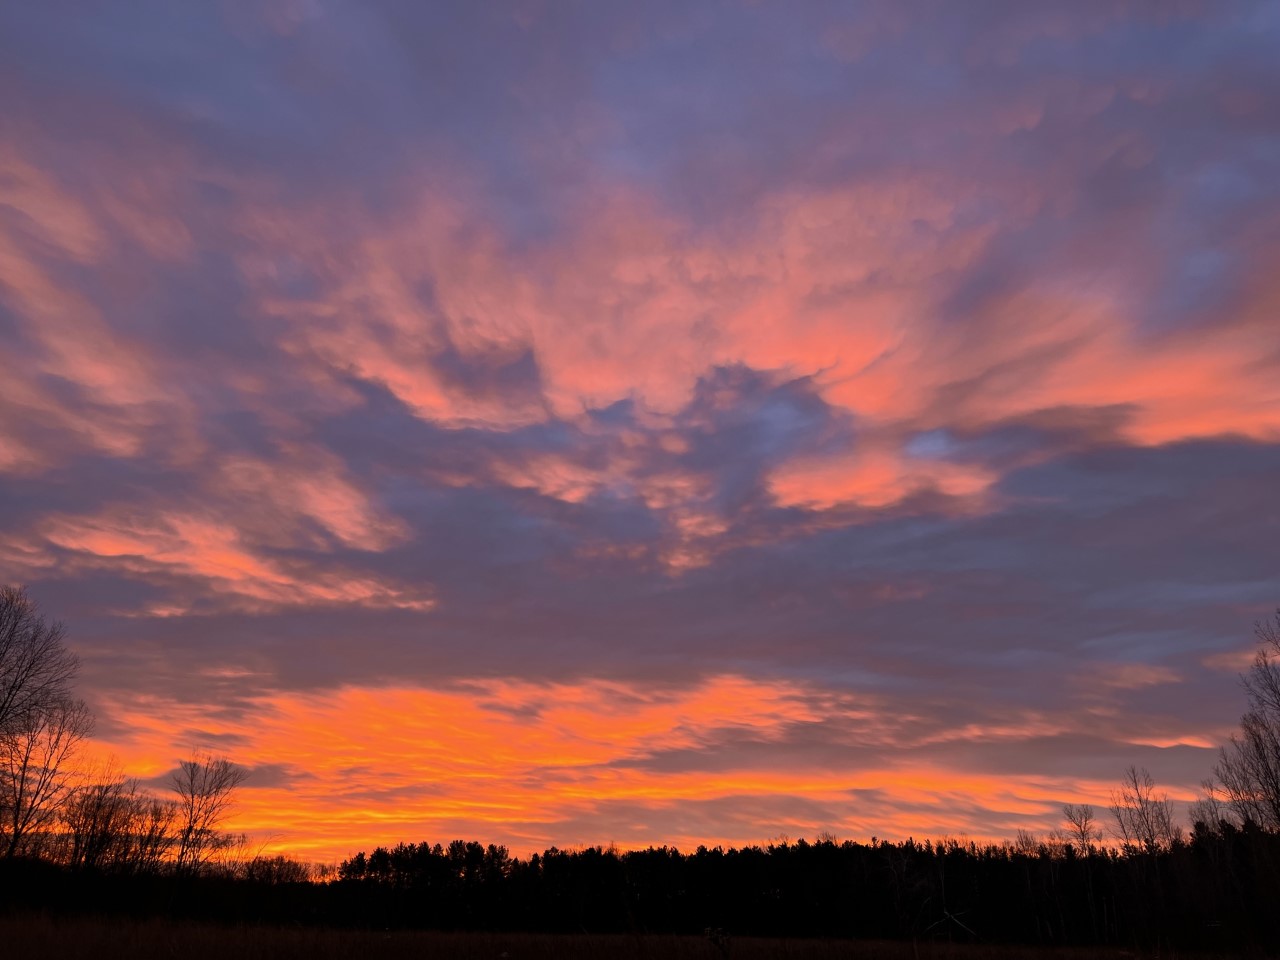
[
  {"left": 81, "top": 675, "right": 1212, "bottom": 863},
  {"left": 3, "top": 8, "right": 1276, "bottom": 875}
]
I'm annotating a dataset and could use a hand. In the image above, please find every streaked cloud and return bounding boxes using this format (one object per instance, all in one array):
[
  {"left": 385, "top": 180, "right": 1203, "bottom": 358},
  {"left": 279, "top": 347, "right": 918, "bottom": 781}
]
[
  {"left": 90, "top": 672, "right": 1216, "bottom": 860},
  {"left": 1, "top": 0, "right": 1277, "bottom": 857}
]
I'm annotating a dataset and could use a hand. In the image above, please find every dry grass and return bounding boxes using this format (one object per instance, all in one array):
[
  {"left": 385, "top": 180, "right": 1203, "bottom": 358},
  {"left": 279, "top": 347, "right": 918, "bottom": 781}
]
[{"left": 0, "top": 912, "right": 1239, "bottom": 960}]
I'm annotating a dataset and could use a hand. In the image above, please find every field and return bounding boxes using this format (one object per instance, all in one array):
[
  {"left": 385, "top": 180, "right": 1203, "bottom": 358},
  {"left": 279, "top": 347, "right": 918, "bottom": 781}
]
[{"left": 0, "top": 913, "right": 1243, "bottom": 960}]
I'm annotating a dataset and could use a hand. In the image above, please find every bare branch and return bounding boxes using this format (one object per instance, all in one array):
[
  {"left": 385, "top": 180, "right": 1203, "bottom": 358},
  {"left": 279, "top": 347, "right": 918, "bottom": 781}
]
[
  {"left": 1213, "top": 609, "right": 1280, "bottom": 830},
  {"left": 171, "top": 751, "right": 249, "bottom": 873},
  {"left": 0, "top": 586, "right": 79, "bottom": 736},
  {"left": 1062, "top": 803, "right": 1103, "bottom": 854},
  {"left": 0, "top": 698, "right": 94, "bottom": 857},
  {"left": 1110, "top": 765, "right": 1179, "bottom": 853}
]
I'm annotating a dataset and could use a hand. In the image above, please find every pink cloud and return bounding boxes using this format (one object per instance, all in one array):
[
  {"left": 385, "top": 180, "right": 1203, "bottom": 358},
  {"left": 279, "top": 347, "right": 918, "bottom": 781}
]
[{"left": 38, "top": 508, "right": 430, "bottom": 615}]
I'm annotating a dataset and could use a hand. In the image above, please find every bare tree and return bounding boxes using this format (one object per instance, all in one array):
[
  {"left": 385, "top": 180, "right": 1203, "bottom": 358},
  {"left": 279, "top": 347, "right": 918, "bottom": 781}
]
[
  {"left": 0, "top": 586, "right": 79, "bottom": 735},
  {"left": 0, "top": 697, "right": 93, "bottom": 857},
  {"left": 126, "top": 793, "right": 180, "bottom": 874},
  {"left": 61, "top": 766, "right": 179, "bottom": 872},
  {"left": 1062, "top": 803, "right": 1103, "bottom": 854},
  {"left": 1214, "top": 610, "right": 1280, "bottom": 831},
  {"left": 241, "top": 853, "right": 314, "bottom": 884},
  {"left": 1110, "top": 765, "right": 1179, "bottom": 853},
  {"left": 1188, "top": 778, "right": 1235, "bottom": 835},
  {"left": 60, "top": 764, "right": 134, "bottom": 869},
  {"left": 60, "top": 762, "right": 181, "bottom": 875},
  {"left": 171, "top": 751, "right": 248, "bottom": 873},
  {"left": 1013, "top": 828, "right": 1041, "bottom": 855}
]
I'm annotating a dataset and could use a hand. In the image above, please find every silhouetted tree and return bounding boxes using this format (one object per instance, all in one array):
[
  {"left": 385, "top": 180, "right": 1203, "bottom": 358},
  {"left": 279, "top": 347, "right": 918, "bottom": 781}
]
[
  {"left": 1214, "top": 609, "right": 1280, "bottom": 830},
  {"left": 60, "top": 764, "right": 178, "bottom": 872},
  {"left": 0, "top": 697, "right": 93, "bottom": 857},
  {"left": 171, "top": 751, "right": 247, "bottom": 873},
  {"left": 1110, "top": 765, "right": 1179, "bottom": 852},
  {"left": 1188, "top": 777, "right": 1236, "bottom": 834},
  {"left": 59, "top": 764, "right": 132, "bottom": 869},
  {"left": 0, "top": 587, "right": 97, "bottom": 859},
  {"left": 0, "top": 586, "right": 79, "bottom": 736},
  {"left": 125, "top": 791, "right": 181, "bottom": 872},
  {"left": 1062, "top": 803, "right": 1103, "bottom": 853},
  {"left": 241, "top": 853, "right": 313, "bottom": 884}
]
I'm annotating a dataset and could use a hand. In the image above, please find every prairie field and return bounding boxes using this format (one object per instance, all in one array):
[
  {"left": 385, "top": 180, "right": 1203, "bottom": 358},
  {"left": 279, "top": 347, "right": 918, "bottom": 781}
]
[{"left": 0, "top": 913, "right": 1242, "bottom": 960}]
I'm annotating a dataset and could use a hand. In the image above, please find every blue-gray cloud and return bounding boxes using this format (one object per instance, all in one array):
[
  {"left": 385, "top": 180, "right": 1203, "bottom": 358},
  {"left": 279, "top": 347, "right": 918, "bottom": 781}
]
[{"left": 1, "top": 0, "right": 1277, "bottom": 851}]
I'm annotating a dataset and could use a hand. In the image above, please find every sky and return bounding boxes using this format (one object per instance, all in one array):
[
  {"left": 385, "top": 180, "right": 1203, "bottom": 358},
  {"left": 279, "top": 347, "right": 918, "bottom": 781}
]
[{"left": 1, "top": 1, "right": 1278, "bottom": 863}]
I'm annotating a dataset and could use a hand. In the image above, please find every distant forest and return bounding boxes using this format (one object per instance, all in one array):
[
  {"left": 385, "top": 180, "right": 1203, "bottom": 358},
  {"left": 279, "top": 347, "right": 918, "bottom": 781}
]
[
  {"left": 4, "top": 585, "right": 1280, "bottom": 955},
  {"left": 5, "top": 828, "right": 1280, "bottom": 955}
]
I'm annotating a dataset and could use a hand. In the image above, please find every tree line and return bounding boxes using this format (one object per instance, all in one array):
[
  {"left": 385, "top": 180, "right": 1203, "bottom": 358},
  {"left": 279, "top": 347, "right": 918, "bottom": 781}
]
[
  {"left": 4, "top": 822, "right": 1279, "bottom": 954},
  {"left": 4, "top": 582, "right": 1280, "bottom": 953},
  {"left": 326, "top": 828, "right": 1280, "bottom": 953},
  {"left": 326, "top": 633, "right": 1280, "bottom": 955}
]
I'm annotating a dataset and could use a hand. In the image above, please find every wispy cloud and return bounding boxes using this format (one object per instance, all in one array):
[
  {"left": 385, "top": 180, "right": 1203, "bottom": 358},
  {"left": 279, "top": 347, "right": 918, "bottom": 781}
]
[{"left": 1, "top": 0, "right": 1277, "bottom": 857}]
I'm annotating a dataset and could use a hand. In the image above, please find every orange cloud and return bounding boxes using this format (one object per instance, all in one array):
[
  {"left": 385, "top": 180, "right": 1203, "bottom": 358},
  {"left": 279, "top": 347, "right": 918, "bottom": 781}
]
[
  {"left": 215, "top": 167, "right": 1280, "bottom": 541},
  {"left": 0, "top": 146, "right": 204, "bottom": 468},
  {"left": 214, "top": 449, "right": 408, "bottom": 552},
  {"left": 83, "top": 674, "right": 1214, "bottom": 862},
  {"left": 1088, "top": 663, "right": 1182, "bottom": 691},
  {"left": 5, "top": 132, "right": 1277, "bottom": 550},
  {"left": 1201, "top": 648, "right": 1258, "bottom": 672},
  {"left": 770, "top": 447, "right": 996, "bottom": 511},
  {"left": 39, "top": 508, "right": 430, "bottom": 615}
]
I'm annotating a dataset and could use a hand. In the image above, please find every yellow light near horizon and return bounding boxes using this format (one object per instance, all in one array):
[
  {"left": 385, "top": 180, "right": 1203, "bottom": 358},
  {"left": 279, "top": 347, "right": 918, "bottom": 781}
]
[{"left": 76, "top": 674, "right": 1170, "bottom": 863}]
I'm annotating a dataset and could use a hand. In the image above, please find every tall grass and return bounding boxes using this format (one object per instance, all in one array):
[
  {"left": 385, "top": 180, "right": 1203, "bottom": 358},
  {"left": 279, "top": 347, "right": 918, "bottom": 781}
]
[{"left": 0, "top": 913, "right": 1235, "bottom": 959}]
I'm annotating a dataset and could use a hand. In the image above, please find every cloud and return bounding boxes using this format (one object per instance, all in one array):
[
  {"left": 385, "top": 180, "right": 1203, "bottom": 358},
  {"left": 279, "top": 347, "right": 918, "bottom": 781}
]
[
  {"left": 85, "top": 672, "right": 1219, "bottom": 860},
  {"left": 1, "top": 0, "right": 1277, "bottom": 857}
]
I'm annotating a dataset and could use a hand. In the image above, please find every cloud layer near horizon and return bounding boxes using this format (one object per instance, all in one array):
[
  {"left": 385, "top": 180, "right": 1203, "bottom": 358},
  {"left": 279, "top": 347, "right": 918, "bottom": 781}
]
[{"left": 1, "top": 1, "right": 1278, "bottom": 860}]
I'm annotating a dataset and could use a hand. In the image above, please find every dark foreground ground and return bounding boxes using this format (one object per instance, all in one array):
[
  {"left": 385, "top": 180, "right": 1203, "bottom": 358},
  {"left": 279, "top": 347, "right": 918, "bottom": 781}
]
[{"left": 0, "top": 913, "right": 1252, "bottom": 960}]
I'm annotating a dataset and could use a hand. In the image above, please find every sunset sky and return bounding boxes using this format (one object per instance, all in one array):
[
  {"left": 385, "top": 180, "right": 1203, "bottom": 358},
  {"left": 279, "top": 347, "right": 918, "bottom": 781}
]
[{"left": 1, "top": 1, "right": 1278, "bottom": 863}]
